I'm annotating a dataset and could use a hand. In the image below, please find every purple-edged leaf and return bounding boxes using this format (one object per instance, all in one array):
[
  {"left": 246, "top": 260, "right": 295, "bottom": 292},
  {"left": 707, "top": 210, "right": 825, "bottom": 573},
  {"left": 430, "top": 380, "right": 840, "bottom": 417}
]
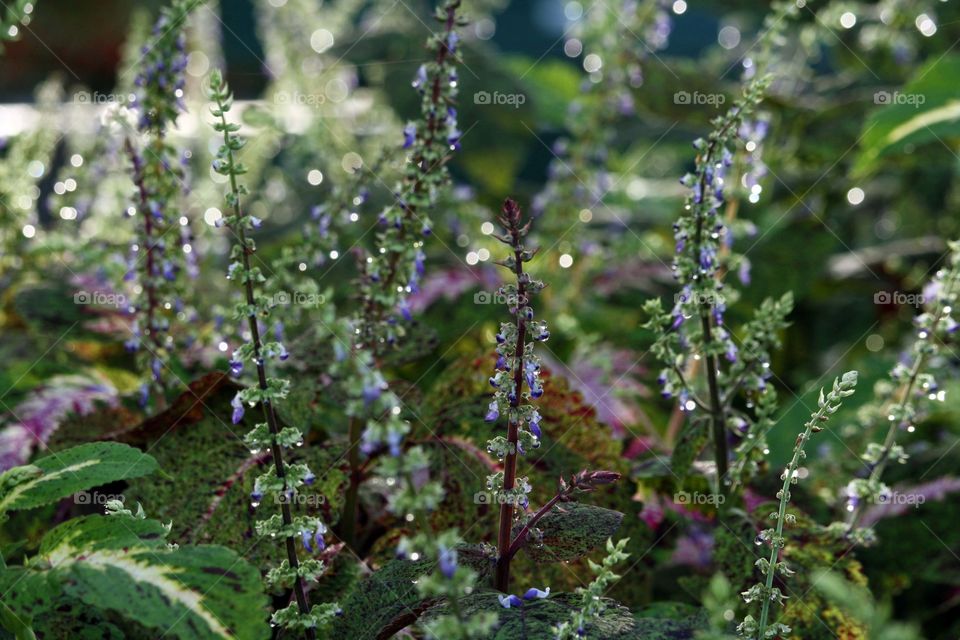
[{"left": 516, "top": 502, "right": 623, "bottom": 563}]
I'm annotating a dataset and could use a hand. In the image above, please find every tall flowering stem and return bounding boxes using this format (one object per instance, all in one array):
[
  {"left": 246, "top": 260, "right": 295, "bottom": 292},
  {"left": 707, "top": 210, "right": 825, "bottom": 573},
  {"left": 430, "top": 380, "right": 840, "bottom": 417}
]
[
  {"left": 341, "top": 0, "right": 464, "bottom": 549},
  {"left": 357, "top": 0, "right": 463, "bottom": 347},
  {"left": 485, "top": 198, "right": 549, "bottom": 593},
  {"left": 739, "top": 371, "right": 859, "bottom": 640},
  {"left": 839, "top": 242, "right": 960, "bottom": 540},
  {"left": 125, "top": 0, "right": 202, "bottom": 408},
  {"left": 207, "top": 70, "right": 336, "bottom": 637},
  {"left": 646, "top": 1, "right": 798, "bottom": 496}
]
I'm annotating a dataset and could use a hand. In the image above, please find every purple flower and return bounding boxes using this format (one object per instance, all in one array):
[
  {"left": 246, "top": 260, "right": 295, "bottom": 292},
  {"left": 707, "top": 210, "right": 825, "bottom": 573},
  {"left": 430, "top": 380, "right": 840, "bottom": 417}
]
[
  {"left": 498, "top": 594, "right": 523, "bottom": 609},
  {"left": 485, "top": 401, "right": 499, "bottom": 422},
  {"left": 447, "top": 32, "right": 459, "bottom": 53},
  {"left": 228, "top": 358, "right": 243, "bottom": 376},
  {"left": 303, "top": 471, "right": 316, "bottom": 485},
  {"left": 412, "top": 64, "right": 428, "bottom": 90},
  {"left": 438, "top": 545, "right": 457, "bottom": 578},
  {"left": 387, "top": 430, "right": 402, "bottom": 457},
  {"left": 529, "top": 411, "right": 542, "bottom": 438},
  {"left": 362, "top": 384, "right": 381, "bottom": 406},
  {"left": 399, "top": 299, "right": 412, "bottom": 322},
  {"left": 302, "top": 530, "right": 314, "bottom": 553},
  {"left": 448, "top": 128, "right": 462, "bottom": 150},
  {"left": 403, "top": 123, "right": 417, "bottom": 149},
  {"left": 231, "top": 393, "right": 245, "bottom": 424},
  {"left": 522, "top": 587, "right": 550, "bottom": 600},
  {"left": 414, "top": 249, "right": 426, "bottom": 276}
]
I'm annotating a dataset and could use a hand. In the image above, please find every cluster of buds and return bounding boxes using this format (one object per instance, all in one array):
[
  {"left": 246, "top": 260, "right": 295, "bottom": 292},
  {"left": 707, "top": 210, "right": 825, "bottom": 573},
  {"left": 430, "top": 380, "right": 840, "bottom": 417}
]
[
  {"left": 552, "top": 538, "right": 631, "bottom": 639},
  {"left": 739, "top": 372, "right": 858, "bottom": 640},
  {"left": 485, "top": 199, "right": 548, "bottom": 497}
]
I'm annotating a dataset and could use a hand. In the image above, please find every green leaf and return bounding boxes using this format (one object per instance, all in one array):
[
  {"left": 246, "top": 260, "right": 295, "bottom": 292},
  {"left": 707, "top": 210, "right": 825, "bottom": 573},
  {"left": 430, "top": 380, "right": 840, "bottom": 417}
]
[
  {"left": 423, "top": 591, "right": 706, "bottom": 639},
  {"left": 334, "top": 545, "right": 493, "bottom": 640},
  {"left": 854, "top": 55, "right": 960, "bottom": 175},
  {"left": 0, "top": 443, "right": 157, "bottom": 518},
  {"left": 36, "top": 516, "right": 268, "bottom": 640},
  {"left": 0, "top": 568, "right": 55, "bottom": 638},
  {"left": 518, "top": 502, "right": 624, "bottom": 563}
]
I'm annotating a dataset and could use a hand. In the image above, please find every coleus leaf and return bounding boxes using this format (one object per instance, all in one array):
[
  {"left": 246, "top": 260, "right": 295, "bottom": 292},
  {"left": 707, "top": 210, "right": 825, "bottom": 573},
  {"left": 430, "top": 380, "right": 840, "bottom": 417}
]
[
  {"left": 517, "top": 502, "right": 623, "bottom": 563},
  {"left": 29, "top": 515, "right": 269, "bottom": 640},
  {"left": 334, "top": 545, "right": 494, "bottom": 640},
  {"left": 0, "top": 443, "right": 158, "bottom": 519},
  {"left": 422, "top": 591, "right": 706, "bottom": 639}
]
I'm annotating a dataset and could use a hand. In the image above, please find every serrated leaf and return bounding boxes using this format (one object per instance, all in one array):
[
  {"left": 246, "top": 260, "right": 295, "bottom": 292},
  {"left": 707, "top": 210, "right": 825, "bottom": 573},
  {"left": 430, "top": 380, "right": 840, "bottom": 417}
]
[
  {"left": 334, "top": 545, "right": 493, "bottom": 640},
  {"left": 518, "top": 502, "right": 623, "bottom": 563},
  {"left": 35, "top": 516, "right": 268, "bottom": 640},
  {"left": 422, "top": 591, "right": 706, "bottom": 639},
  {"left": 0, "top": 443, "right": 158, "bottom": 518}
]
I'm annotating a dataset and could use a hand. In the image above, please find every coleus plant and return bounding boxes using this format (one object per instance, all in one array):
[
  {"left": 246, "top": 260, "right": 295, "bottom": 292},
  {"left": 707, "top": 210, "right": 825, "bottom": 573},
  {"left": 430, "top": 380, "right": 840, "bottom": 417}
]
[
  {"left": 483, "top": 198, "right": 623, "bottom": 594},
  {"left": 484, "top": 197, "right": 550, "bottom": 592},
  {"left": 0, "top": 442, "right": 268, "bottom": 639},
  {"left": 123, "top": 0, "right": 203, "bottom": 408},
  {"left": 207, "top": 69, "right": 336, "bottom": 636}
]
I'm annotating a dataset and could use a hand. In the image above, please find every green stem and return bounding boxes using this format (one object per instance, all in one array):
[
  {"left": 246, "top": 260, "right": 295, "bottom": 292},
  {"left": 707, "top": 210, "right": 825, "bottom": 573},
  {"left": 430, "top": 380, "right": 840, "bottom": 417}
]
[{"left": 215, "top": 92, "right": 315, "bottom": 640}]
